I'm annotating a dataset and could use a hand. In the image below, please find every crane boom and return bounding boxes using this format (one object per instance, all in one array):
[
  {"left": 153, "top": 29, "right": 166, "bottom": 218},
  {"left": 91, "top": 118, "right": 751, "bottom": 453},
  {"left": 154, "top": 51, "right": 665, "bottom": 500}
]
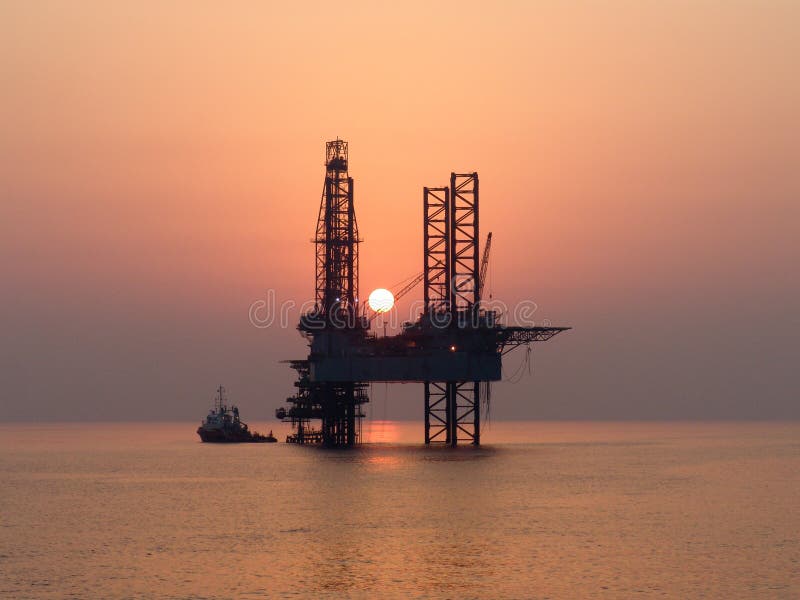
[
  {"left": 394, "top": 271, "right": 425, "bottom": 303},
  {"left": 478, "top": 232, "right": 492, "bottom": 299}
]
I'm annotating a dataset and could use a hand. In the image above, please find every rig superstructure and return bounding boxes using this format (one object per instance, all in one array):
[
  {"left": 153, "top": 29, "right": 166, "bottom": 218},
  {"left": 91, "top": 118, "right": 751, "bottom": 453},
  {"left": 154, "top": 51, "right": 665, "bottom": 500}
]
[{"left": 276, "top": 140, "right": 569, "bottom": 447}]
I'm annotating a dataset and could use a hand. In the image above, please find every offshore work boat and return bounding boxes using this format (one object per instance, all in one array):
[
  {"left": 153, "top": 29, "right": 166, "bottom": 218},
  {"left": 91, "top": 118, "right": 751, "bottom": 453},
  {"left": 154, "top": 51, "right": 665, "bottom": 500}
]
[{"left": 197, "top": 386, "right": 277, "bottom": 443}]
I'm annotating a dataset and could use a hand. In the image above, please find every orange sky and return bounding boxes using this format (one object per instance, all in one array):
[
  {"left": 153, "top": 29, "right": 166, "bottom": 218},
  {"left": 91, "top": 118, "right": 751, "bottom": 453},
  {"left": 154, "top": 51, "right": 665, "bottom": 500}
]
[{"left": 1, "top": 1, "right": 798, "bottom": 420}]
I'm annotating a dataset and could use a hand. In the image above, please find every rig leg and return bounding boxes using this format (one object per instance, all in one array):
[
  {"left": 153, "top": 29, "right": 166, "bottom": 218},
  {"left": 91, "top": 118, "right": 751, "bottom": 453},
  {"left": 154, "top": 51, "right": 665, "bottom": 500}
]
[
  {"left": 424, "top": 383, "right": 431, "bottom": 444},
  {"left": 447, "top": 382, "right": 457, "bottom": 447},
  {"left": 449, "top": 381, "right": 481, "bottom": 446},
  {"left": 473, "top": 380, "right": 480, "bottom": 446},
  {"left": 319, "top": 383, "right": 362, "bottom": 448},
  {"left": 424, "top": 381, "right": 449, "bottom": 445}
]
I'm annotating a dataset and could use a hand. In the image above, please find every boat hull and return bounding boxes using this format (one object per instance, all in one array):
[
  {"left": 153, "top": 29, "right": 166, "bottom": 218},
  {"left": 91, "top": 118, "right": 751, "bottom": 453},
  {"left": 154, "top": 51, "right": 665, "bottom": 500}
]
[{"left": 197, "top": 427, "right": 277, "bottom": 443}]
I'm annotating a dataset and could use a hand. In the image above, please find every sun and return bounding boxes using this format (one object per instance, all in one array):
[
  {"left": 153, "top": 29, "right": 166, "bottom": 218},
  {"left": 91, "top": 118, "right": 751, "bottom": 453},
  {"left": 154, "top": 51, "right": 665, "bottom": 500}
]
[{"left": 368, "top": 288, "right": 395, "bottom": 313}]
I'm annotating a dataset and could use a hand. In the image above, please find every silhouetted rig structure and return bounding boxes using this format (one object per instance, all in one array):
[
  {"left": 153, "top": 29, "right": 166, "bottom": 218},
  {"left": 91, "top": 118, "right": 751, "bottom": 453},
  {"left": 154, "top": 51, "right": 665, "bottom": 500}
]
[{"left": 275, "top": 140, "right": 569, "bottom": 447}]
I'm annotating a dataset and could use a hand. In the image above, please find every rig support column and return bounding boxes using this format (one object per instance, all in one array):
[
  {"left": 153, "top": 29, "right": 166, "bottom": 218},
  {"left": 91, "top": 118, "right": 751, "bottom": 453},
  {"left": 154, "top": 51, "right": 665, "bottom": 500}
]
[
  {"left": 447, "top": 382, "right": 457, "bottom": 446},
  {"left": 449, "top": 173, "right": 481, "bottom": 446},
  {"left": 449, "top": 172, "right": 480, "bottom": 314},
  {"left": 423, "top": 186, "right": 453, "bottom": 445},
  {"left": 424, "top": 381, "right": 449, "bottom": 444},
  {"left": 473, "top": 381, "right": 481, "bottom": 446},
  {"left": 422, "top": 174, "right": 482, "bottom": 446},
  {"left": 423, "top": 186, "right": 451, "bottom": 315}
]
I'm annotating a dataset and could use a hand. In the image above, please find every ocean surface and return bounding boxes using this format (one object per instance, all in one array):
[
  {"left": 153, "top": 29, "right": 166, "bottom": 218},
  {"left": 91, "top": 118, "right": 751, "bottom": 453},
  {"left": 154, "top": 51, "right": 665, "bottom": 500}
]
[{"left": 1, "top": 421, "right": 798, "bottom": 599}]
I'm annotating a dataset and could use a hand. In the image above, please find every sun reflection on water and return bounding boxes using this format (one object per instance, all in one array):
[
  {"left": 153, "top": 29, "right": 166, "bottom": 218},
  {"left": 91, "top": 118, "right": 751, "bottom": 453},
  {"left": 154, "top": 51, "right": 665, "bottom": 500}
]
[{"left": 363, "top": 420, "right": 400, "bottom": 444}]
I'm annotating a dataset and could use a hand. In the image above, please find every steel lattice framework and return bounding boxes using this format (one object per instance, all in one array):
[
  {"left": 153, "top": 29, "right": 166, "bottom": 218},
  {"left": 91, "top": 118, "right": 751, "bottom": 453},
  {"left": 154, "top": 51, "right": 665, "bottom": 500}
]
[
  {"left": 423, "top": 173, "right": 482, "bottom": 446},
  {"left": 424, "top": 381, "right": 448, "bottom": 444},
  {"left": 450, "top": 173, "right": 480, "bottom": 313},
  {"left": 424, "top": 380, "right": 482, "bottom": 445},
  {"left": 285, "top": 140, "right": 368, "bottom": 447},
  {"left": 423, "top": 187, "right": 450, "bottom": 317},
  {"left": 315, "top": 140, "right": 359, "bottom": 321}
]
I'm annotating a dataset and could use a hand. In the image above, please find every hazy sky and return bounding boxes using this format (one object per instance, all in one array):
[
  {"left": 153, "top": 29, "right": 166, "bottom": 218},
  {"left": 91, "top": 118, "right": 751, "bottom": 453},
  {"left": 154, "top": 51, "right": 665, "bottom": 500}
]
[{"left": 1, "top": 1, "right": 798, "bottom": 421}]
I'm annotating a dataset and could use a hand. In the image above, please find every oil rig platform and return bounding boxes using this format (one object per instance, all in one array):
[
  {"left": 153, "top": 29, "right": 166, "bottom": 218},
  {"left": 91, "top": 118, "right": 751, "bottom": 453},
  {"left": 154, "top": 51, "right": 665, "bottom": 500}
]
[{"left": 275, "top": 140, "right": 569, "bottom": 447}]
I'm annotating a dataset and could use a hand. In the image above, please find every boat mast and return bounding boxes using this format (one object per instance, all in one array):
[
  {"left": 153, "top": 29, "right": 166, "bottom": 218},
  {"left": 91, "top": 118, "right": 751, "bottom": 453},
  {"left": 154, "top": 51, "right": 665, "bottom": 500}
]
[{"left": 216, "top": 385, "right": 225, "bottom": 412}]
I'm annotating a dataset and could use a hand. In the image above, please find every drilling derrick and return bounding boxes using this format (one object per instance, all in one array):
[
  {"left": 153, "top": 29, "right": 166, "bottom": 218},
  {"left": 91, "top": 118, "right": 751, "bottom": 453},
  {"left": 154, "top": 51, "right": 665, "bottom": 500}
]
[
  {"left": 316, "top": 140, "right": 359, "bottom": 322},
  {"left": 281, "top": 140, "right": 368, "bottom": 447}
]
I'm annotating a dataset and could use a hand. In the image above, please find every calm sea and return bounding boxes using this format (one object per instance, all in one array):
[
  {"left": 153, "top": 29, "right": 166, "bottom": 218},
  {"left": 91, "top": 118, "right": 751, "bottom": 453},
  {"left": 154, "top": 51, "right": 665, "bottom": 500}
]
[{"left": 1, "top": 421, "right": 798, "bottom": 599}]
